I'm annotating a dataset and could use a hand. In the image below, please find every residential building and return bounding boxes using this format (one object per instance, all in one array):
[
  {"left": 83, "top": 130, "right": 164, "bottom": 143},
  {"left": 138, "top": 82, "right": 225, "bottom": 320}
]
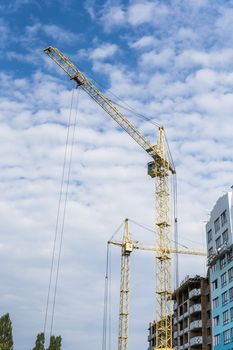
[
  {"left": 206, "top": 190, "right": 233, "bottom": 349},
  {"left": 172, "top": 275, "right": 211, "bottom": 350}
]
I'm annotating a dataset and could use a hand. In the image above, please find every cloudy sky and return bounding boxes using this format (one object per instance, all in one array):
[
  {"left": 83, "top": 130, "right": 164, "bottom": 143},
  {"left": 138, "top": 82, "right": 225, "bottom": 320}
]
[{"left": 0, "top": 0, "right": 233, "bottom": 349}]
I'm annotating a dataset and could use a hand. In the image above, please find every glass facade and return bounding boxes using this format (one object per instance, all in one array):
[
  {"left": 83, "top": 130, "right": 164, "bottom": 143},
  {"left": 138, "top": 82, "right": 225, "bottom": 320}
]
[
  {"left": 206, "top": 191, "right": 233, "bottom": 349},
  {"left": 210, "top": 254, "right": 233, "bottom": 349}
]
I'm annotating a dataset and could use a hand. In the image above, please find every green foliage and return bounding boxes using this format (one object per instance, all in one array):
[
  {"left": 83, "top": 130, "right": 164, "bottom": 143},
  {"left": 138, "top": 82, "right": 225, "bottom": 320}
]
[
  {"left": 31, "top": 333, "right": 62, "bottom": 350},
  {"left": 0, "top": 313, "right": 13, "bottom": 350},
  {"left": 47, "top": 335, "right": 62, "bottom": 350},
  {"left": 0, "top": 315, "right": 62, "bottom": 350},
  {"left": 32, "top": 333, "right": 45, "bottom": 350}
]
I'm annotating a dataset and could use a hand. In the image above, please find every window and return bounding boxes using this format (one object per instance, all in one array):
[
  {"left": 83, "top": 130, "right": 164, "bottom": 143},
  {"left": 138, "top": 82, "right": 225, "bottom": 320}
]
[
  {"left": 221, "top": 272, "right": 227, "bottom": 287},
  {"left": 223, "top": 310, "right": 229, "bottom": 324},
  {"left": 222, "top": 291, "right": 228, "bottom": 306},
  {"left": 208, "top": 247, "right": 213, "bottom": 256},
  {"left": 214, "top": 315, "right": 219, "bottom": 326},
  {"left": 214, "top": 218, "right": 220, "bottom": 233},
  {"left": 230, "top": 307, "right": 233, "bottom": 321},
  {"left": 207, "top": 229, "right": 212, "bottom": 243},
  {"left": 229, "top": 267, "right": 233, "bottom": 282},
  {"left": 220, "top": 255, "right": 227, "bottom": 269},
  {"left": 212, "top": 279, "right": 218, "bottom": 290},
  {"left": 214, "top": 334, "right": 220, "bottom": 346},
  {"left": 229, "top": 287, "right": 233, "bottom": 302},
  {"left": 216, "top": 236, "right": 222, "bottom": 249},
  {"left": 227, "top": 249, "right": 233, "bottom": 262},
  {"left": 221, "top": 210, "right": 227, "bottom": 226},
  {"left": 223, "top": 329, "right": 230, "bottom": 344},
  {"left": 212, "top": 263, "right": 217, "bottom": 272},
  {"left": 213, "top": 297, "right": 219, "bottom": 308},
  {"left": 222, "top": 229, "right": 228, "bottom": 244}
]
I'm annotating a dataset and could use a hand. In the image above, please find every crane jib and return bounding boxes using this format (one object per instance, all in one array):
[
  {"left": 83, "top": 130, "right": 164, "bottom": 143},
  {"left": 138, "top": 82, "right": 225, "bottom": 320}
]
[{"left": 43, "top": 46, "right": 175, "bottom": 175}]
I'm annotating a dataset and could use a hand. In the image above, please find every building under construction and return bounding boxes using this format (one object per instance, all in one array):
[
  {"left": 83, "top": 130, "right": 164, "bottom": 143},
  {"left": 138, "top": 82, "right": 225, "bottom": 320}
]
[{"left": 148, "top": 274, "right": 211, "bottom": 350}]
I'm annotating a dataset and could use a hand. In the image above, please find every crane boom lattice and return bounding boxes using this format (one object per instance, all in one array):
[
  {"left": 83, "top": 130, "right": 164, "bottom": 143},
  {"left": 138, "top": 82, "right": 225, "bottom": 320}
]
[
  {"left": 118, "top": 219, "right": 132, "bottom": 350},
  {"left": 154, "top": 129, "right": 172, "bottom": 349}
]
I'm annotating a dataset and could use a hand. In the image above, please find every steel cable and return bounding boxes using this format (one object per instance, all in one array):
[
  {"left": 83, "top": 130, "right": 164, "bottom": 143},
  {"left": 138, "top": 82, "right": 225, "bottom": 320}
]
[
  {"left": 50, "top": 87, "right": 80, "bottom": 336},
  {"left": 43, "top": 86, "right": 76, "bottom": 338}
]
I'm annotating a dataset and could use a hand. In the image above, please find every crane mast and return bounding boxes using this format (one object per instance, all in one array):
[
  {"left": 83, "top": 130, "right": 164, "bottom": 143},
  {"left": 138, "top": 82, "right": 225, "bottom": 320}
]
[
  {"left": 109, "top": 219, "right": 206, "bottom": 350},
  {"left": 118, "top": 219, "right": 133, "bottom": 350},
  {"left": 44, "top": 46, "right": 175, "bottom": 350}
]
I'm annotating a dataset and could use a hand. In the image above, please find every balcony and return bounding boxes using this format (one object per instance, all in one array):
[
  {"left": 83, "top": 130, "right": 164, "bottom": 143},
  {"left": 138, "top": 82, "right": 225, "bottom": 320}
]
[
  {"left": 173, "top": 301, "right": 178, "bottom": 310},
  {"left": 179, "top": 311, "right": 189, "bottom": 321},
  {"left": 183, "top": 326, "right": 189, "bottom": 334},
  {"left": 183, "top": 343, "right": 189, "bottom": 349},
  {"left": 190, "top": 320, "right": 202, "bottom": 330},
  {"left": 174, "top": 331, "right": 178, "bottom": 339},
  {"left": 179, "top": 329, "right": 184, "bottom": 336},
  {"left": 190, "top": 336, "right": 202, "bottom": 347},
  {"left": 189, "top": 304, "right": 201, "bottom": 315},
  {"left": 189, "top": 288, "right": 201, "bottom": 299},
  {"left": 174, "top": 316, "right": 177, "bottom": 324}
]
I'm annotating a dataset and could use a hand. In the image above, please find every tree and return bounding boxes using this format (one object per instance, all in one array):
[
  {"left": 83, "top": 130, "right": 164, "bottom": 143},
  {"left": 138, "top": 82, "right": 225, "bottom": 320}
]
[
  {"left": 47, "top": 336, "right": 62, "bottom": 350},
  {"left": 32, "top": 333, "right": 45, "bottom": 350},
  {"left": 0, "top": 313, "right": 13, "bottom": 350}
]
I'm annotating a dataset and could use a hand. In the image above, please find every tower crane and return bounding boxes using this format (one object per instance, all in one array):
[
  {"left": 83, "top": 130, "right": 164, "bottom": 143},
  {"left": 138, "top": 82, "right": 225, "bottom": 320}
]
[
  {"left": 44, "top": 46, "right": 175, "bottom": 350},
  {"left": 108, "top": 219, "right": 206, "bottom": 350}
]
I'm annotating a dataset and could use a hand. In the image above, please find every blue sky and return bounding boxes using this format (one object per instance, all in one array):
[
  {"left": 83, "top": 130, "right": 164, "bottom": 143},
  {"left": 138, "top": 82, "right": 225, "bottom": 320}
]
[{"left": 1, "top": 0, "right": 233, "bottom": 349}]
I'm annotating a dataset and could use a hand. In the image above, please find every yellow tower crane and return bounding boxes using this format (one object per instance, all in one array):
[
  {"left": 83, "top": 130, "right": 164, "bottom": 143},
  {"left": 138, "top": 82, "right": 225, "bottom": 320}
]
[
  {"left": 109, "top": 218, "right": 206, "bottom": 350},
  {"left": 44, "top": 46, "right": 175, "bottom": 349}
]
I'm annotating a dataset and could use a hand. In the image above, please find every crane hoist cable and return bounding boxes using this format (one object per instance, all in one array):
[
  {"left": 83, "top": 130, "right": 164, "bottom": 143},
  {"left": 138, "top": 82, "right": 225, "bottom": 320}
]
[
  {"left": 80, "top": 68, "right": 161, "bottom": 129},
  {"left": 43, "top": 86, "right": 75, "bottom": 336},
  {"left": 50, "top": 87, "right": 80, "bottom": 336},
  {"left": 102, "top": 244, "right": 110, "bottom": 350},
  {"left": 43, "top": 86, "right": 80, "bottom": 340},
  {"left": 128, "top": 218, "right": 189, "bottom": 250}
]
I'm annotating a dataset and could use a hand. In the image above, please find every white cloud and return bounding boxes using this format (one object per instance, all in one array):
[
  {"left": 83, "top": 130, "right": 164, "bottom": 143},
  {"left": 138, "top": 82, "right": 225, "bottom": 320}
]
[
  {"left": 43, "top": 24, "right": 78, "bottom": 43},
  {"left": 183, "top": 0, "right": 209, "bottom": 7},
  {"left": 99, "top": 1, "right": 169, "bottom": 31},
  {"left": 0, "top": 18, "right": 11, "bottom": 47},
  {"left": 176, "top": 49, "right": 233, "bottom": 69},
  {"left": 84, "top": 0, "right": 96, "bottom": 19},
  {"left": 90, "top": 43, "right": 118, "bottom": 60},
  {"left": 177, "top": 27, "right": 197, "bottom": 42},
  {"left": 215, "top": 7, "right": 233, "bottom": 46},
  {"left": 24, "top": 22, "right": 78, "bottom": 44},
  {"left": 140, "top": 48, "right": 174, "bottom": 68},
  {"left": 100, "top": 5, "right": 126, "bottom": 31},
  {"left": 128, "top": 1, "right": 169, "bottom": 26},
  {"left": 130, "top": 35, "right": 158, "bottom": 49}
]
